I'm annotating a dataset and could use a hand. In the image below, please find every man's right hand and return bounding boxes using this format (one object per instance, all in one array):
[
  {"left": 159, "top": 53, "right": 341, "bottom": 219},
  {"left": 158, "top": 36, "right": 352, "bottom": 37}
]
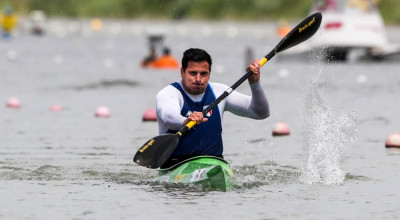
[{"left": 183, "top": 111, "right": 208, "bottom": 126}]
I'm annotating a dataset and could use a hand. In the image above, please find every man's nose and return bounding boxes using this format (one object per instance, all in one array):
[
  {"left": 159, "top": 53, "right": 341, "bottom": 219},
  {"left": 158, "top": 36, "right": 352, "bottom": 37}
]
[{"left": 194, "top": 73, "right": 200, "bottom": 81}]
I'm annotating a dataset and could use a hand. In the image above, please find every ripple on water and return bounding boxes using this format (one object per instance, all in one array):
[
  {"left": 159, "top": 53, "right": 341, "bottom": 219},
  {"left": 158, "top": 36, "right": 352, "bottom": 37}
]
[
  {"left": 0, "top": 161, "right": 371, "bottom": 196},
  {"left": 232, "top": 161, "right": 301, "bottom": 190},
  {"left": 0, "top": 165, "right": 64, "bottom": 181},
  {"left": 69, "top": 79, "right": 139, "bottom": 91}
]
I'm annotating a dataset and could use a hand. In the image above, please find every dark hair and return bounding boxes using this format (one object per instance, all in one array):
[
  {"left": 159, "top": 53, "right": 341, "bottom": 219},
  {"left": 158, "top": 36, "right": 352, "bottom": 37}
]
[
  {"left": 181, "top": 48, "right": 212, "bottom": 72},
  {"left": 163, "top": 47, "right": 170, "bottom": 55}
]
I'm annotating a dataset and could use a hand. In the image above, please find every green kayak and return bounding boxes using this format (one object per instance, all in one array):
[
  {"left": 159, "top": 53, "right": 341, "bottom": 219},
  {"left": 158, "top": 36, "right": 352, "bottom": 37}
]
[{"left": 155, "top": 156, "right": 234, "bottom": 192}]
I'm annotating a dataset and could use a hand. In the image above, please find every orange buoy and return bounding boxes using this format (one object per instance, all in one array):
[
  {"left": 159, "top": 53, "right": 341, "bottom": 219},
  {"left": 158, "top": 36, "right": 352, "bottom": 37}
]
[
  {"left": 385, "top": 133, "right": 400, "bottom": 148},
  {"left": 6, "top": 97, "right": 20, "bottom": 109},
  {"left": 95, "top": 106, "right": 110, "bottom": 118},
  {"left": 49, "top": 104, "right": 63, "bottom": 112},
  {"left": 272, "top": 122, "right": 290, "bottom": 136},
  {"left": 143, "top": 108, "right": 157, "bottom": 121}
]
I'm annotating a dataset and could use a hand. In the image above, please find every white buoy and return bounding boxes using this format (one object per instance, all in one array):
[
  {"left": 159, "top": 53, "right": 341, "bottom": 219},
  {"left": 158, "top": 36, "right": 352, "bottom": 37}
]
[
  {"left": 7, "top": 50, "right": 18, "bottom": 61},
  {"left": 49, "top": 105, "right": 63, "bottom": 112},
  {"left": 142, "top": 108, "right": 157, "bottom": 121},
  {"left": 214, "top": 65, "right": 225, "bottom": 74},
  {"left": 385, "top": 133, "right": 400, "bottom": 148},
  {"left": 201, "top": 25, "right": 213, "bottom": 37},
  {"left": 110, "top": 23, "right": 122, "bottom": 34},
  {"left": 176, "top": 25, "right": 188, "bottom": 37},
  {"left": 356, "top": 74, "right": 368, "bottom": 84},
  {"left": 272, "top": 122, "right": 290, "bottom": 136},
  {"left": 53, "top": 55, "right": 63, "bottom": 64},
  {"left": 104, "top": 58, "right": 114, "bottom": 68},
  {"left": 226, "top": 26, "right": 238, "bottom": 38},
  {"left": 95, "top": 106, "right": 110, "bottom": 118},
  {"left": 6, "top": 97, "right": 20, "bottom": 109},
  {"left": 131, "top": 24, "right": 143, "bottom": 35},
  {"left": 278, "top": 68, "right": 289, "bottom": 78}
]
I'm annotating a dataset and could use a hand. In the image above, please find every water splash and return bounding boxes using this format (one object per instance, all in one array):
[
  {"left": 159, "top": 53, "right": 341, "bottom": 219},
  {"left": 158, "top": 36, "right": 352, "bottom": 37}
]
[{"left": 299, "top": 49, "right": 357, "bottom": 185}]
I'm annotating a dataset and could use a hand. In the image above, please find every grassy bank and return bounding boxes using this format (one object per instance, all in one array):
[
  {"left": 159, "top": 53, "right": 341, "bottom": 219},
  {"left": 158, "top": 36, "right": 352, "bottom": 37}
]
[
  {"left": 2, "top": 0, "right": 400, "bottom": 24},
  {"left": 379, "top": 0, "right": 400, "bottom": 25}
]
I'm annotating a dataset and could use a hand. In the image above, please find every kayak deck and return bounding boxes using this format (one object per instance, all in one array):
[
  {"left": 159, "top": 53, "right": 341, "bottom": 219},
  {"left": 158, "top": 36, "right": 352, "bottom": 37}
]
[{"left": 155, "top": 156, "right": 234, "bottom": 191}]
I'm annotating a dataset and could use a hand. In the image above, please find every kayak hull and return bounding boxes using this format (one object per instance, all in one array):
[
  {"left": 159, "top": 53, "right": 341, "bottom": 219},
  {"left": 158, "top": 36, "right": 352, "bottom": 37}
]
[{"left": 155, "top": 156, "right": 234, "bottom": 191}]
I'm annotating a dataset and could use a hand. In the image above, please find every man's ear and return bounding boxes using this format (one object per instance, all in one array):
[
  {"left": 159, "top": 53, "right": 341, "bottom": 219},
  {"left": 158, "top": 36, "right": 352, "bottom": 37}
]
[{"left": 180, "top": 67, "right": 184, "bottom": 77}]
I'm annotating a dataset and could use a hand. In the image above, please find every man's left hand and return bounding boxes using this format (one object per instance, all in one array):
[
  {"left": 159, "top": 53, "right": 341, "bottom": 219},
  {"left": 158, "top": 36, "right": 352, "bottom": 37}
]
[{"left": 246, "top": 59, "right": 261, "bottom": 84}]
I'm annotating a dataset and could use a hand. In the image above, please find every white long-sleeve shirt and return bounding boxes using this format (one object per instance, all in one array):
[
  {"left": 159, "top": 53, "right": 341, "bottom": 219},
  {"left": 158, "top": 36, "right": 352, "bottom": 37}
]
[{"left": 156, "top": 81, "right": 270, "bottom": 134}]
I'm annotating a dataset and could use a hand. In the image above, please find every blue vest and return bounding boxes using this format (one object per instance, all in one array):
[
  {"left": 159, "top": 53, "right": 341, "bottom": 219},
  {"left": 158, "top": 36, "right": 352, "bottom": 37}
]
[{"left": 167, "top": 82, "right": 223, "bottom": 159}]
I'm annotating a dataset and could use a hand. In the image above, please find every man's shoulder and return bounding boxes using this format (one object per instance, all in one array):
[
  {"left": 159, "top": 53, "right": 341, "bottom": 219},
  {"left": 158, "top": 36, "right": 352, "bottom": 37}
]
[
  {"left": 210, "top": 82, "right": 228, "bottom": 89},
  {"left": 210, "top": 82, "right": 228, "bottom": 94},
  {"left": 157, "top": 83, "right": 182, "bottom": 98}
]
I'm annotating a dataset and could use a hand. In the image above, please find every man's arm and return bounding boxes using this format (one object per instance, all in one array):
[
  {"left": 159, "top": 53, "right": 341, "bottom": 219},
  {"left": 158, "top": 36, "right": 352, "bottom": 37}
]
[
  {"left": 224, "top": 59, "right": 269, "bottom": 119},
  {"left": 156, "top": 86, "right": 186, "bottom": 133},
  {"left": 225, "top": 82, "right": 270, "bottom": 119}
]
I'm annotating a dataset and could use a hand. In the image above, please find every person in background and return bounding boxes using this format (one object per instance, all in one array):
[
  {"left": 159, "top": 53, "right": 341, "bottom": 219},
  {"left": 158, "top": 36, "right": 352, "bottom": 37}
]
[
  {"left": 141, "top": 46, "right": 157, "bottom": 67},
  {"left": 156, "top": 48, "right": 270, "bottom": 168},
  {"left": 152, "top": 47, "right": 180, "bottom": 69},
  {"left": 1, "top": 6, "right": 18, "bottom": 38}
]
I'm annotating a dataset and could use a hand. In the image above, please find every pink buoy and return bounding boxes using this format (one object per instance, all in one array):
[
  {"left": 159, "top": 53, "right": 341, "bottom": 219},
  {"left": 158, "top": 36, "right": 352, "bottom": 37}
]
[
  {"left": 95, "top": 106, "right": 110, "bottom": 118},
  {"left": 385, "top": 133, "right": 400, "bottom": 148},
  {"left": 142, "top": 108, "right": 157, "bottom": 121},
  {"left": 272, "top": 122, "right": 290, "bottom": 136},
  {"left": 49, "top": 105, "right": 63, "bottom": 112},
  {"left": 6, "top": 97, "right": 20, "bottom": 109}
]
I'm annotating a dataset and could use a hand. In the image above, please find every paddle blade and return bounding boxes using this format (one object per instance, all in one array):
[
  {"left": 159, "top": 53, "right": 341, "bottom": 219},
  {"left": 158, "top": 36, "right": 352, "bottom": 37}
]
[
  {"left": 275, "top": 12, "right": 322, "bottom": 53},
  {"left": 133, "top": 133, "right": 180, "bottom": 169}
]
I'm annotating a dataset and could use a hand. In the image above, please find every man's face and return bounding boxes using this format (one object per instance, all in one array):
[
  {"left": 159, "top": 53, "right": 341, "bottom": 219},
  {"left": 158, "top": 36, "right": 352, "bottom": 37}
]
[{"left": 181, "top": 61, "right": 210, "bottom": 95}]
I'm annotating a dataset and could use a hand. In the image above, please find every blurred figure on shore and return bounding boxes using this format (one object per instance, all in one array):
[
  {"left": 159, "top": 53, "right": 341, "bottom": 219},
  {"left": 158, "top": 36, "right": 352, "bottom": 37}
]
[
  {"left": 30, "top": 10, "right": 46, "bottom": 35},
  {"left": 152, "top": 47, "right": 179, "bottom": 69},
  {"left": 1, "top": 6, "right": 17, "bottom": 39},
  {"left": 141, "top": 46, "right": 157, "bottom": 67}
]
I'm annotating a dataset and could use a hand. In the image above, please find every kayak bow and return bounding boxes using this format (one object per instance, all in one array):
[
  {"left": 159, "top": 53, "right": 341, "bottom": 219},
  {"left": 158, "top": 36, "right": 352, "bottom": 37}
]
[{"left": 155, "top": 156, "right": 234, "bottom": 192}]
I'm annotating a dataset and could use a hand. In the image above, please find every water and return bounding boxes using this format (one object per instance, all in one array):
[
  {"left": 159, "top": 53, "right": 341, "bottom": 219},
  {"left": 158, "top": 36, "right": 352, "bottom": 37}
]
[
  {"left": 300, "top": 53, "right": 358, "bottom": 185},
  {"left": 1, "top": 18, "right": 400, "bottom": 219}
]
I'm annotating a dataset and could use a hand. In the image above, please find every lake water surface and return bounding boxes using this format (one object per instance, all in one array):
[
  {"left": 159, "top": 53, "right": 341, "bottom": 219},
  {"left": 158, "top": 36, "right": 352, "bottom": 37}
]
[{"left": 1, "top": 18, "right": 400, "bottom": 219}]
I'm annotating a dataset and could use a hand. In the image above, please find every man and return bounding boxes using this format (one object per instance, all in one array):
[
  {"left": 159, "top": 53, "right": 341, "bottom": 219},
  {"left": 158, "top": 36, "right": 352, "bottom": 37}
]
[{"left": 156, "top": 48, "right": 270, "bottom": 168}]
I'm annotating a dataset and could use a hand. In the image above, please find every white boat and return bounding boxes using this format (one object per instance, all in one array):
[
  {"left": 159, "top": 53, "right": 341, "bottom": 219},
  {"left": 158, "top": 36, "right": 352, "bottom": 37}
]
[{"left": 279, "top": 0, "right": 400, "bottom": 62}]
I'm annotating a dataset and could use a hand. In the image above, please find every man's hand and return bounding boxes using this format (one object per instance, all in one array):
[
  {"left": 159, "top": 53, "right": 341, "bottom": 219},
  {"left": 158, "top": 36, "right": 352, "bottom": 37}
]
[
  {"left": 183, "top": 111, "right": 208, "bottom": 126},
  {"left": 246, "top": 59, "right": 261, "bottom": 84}
]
